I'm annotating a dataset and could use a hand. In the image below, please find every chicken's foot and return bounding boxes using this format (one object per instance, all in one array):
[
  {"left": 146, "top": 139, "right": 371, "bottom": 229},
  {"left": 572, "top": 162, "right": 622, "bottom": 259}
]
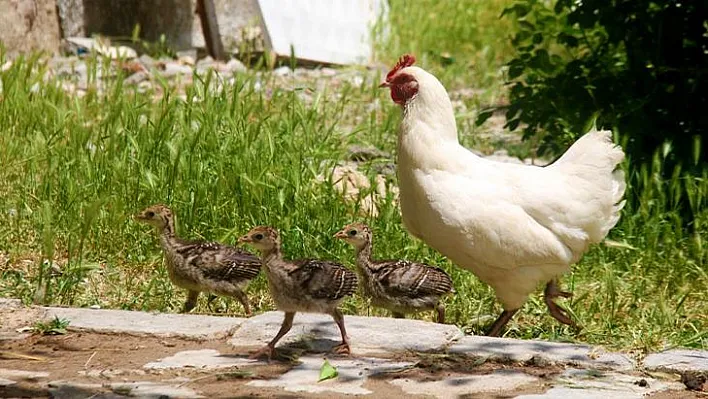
[{"left": 544, "top": 280, "right": 575, "bottom": 326}]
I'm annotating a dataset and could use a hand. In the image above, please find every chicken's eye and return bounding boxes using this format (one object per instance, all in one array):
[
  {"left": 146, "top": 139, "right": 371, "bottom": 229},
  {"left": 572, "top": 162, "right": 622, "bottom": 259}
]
[
  {"left": 146, "top": 211, "right": 155, "bottom": 218},
  {"left": 348, "top": 230, "right": 357, "bottom": 236},
  {"left": 254, "top": 233, "right": 264, "bottom": 240}
]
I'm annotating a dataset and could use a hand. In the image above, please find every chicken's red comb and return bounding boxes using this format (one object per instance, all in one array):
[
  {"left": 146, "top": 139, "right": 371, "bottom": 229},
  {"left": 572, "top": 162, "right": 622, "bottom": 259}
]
[{"left": 385, "top": 54, "right": 416, "bottom": 81}]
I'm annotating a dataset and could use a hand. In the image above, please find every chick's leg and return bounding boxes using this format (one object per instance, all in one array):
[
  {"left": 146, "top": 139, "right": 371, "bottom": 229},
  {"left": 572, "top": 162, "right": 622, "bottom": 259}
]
[
  {"left": 234, "top": 290, "right": 252, "bottom": 316},
  {"left": 182, "top": 290, "right": 200, "bottom": 313},
  {"left": 250, "top": 312, "right": 295, "bottom": 360},
  {"left": 330, "top": 309, "right": 351, "bottom": 355},
  {"left": 486, "top": 309, "right": 518, "bottom": 337},
  {"left": 544, "top": 279, "right": 575, "bottom": 326},
  {"left": 435, "top": 303, "right": 446, "bottom": 324}
]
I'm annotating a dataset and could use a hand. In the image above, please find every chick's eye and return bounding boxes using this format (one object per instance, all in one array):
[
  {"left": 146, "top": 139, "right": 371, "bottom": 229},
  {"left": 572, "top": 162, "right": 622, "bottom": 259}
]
[
  {"left": 348, "top": 230, "right": 357, "bottom": 236},
  {"left": 254, "top": 233, "right": 264, "bottom": 240},
  {"left": 146, "top": 211, "right": 155, "bottom": 217}
]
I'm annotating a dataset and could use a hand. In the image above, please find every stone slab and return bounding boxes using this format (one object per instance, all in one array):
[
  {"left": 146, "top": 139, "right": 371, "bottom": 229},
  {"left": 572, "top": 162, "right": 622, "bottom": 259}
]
[
  {"left": 247, "top": 355, "right": 414, "bottom": 395},
  {"left": 643, "top": 349, "right": 708, "bottom": 373},
  {"left": 0, "top": 377, "right": 15, "bottom": 387},
  {"left": 144, "top": 349, "right": 261, "bottom": 370},
  {"left": 0, "top": 368, "right": 49, "bottom": 382},
  {"left": 449, "top": 335, "right": 634, "bottom": 370},
  {"left": 110, "top": 381, "right": 204, "bottom": 398},
  {"left": 230, "top": 311, "right": 462, "bottom": 354},
  {"left": 48, "top": 380, "right": 203, "bottom": 399},
  {"left": 44, "top": 307, "right": 245, "bottom": 339},
  {"left": 515, "top": 368, "right": 683, "bottom": 399},
  {"left": 390, "top": 370, "right": 539, "bottom": 399}
]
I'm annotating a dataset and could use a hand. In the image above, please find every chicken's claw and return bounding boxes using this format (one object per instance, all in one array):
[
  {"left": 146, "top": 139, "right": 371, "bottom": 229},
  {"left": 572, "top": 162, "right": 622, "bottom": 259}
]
[{"left": 249, "top": 345, "right": 275, "bottom": 360}]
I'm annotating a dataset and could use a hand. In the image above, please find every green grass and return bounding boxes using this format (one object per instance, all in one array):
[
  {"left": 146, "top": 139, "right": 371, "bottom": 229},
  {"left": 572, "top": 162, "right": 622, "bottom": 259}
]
[{"left": 1, "top": 1, "right": 706, "bottom": 353}]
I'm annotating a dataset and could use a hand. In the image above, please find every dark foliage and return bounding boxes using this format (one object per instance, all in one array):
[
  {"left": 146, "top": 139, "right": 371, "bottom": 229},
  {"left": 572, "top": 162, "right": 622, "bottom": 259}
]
[{"left": 488, "top": 0, "right": 708, "bottom": 172}]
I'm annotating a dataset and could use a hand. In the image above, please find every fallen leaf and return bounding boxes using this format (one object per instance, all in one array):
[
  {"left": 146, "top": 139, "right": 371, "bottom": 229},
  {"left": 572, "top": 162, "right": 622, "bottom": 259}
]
[{"left": 318, "top": 359, "right": 338, "bottom": 382}]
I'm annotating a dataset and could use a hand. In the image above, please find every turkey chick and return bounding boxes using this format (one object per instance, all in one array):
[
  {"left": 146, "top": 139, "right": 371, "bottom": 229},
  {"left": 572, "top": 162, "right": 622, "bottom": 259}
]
[
  {"left": 135, "top": 204, "right": 261, "bottom": 315},
  {"left": 335, "top": 223, "right": 454, "bottom": 323},
  {"left": 239, "top": 226, "right": 357, "bottom": 360}
]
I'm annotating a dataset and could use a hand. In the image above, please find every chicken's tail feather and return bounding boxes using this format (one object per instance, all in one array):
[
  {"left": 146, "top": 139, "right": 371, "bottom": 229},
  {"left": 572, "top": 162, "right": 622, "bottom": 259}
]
[{"left": 551, "top": 129, "right": 627, "bottom": 240}]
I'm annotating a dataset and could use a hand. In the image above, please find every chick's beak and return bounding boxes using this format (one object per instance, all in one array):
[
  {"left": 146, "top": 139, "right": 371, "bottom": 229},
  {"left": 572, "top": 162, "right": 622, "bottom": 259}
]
[
  {"left": 378, "top": 81, "right": 391, "bottom": 88},
  {"left": 333, "top": 230, "right": 347, "bottom": 239},
  {"left": 237, "top": 236, "right": 251, "bottom": 244}
]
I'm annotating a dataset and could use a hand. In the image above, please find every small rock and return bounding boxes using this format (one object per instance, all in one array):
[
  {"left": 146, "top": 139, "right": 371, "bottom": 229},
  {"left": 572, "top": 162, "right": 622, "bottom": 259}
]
[
  {"left": 225, "top": 58, "right": 247, "bottom": 73},
  {"left": 320, "top": 67, "right": 337, "bottom": 77},
  {"left": 273, "top": 66, "right": 292, "bottom": 76},
  {"left": 176, "top": 49, "right": 197, "bottom": 61},
  {"left": 195, "top": 56, "right": 215, "bottom": 72},
  {"left": 347, "top": 145, "right": 390, "bottom": 161},
  {"left": 178, "top": 56, "right": 196, "bottom": 66},
  {"left": 89, "top": 304, "right": 101, "bottom": 310},
  {"left": 159, "top": 62, "right": 193, "bottom": 78},
  {"left": 681, "top": 371, "right": 707, "bottom": 391},
  {"left": 124, "top": 71, "right": 149, "bottom": 85},
  {"left": 372, "top": 162, "right": 396, "bottom": 176},
  {"left": 138, "top": 54, "right": 156, "bottom": 70},
  {"left": 635, "top": 378, "right": 649, "bottom": 387}
]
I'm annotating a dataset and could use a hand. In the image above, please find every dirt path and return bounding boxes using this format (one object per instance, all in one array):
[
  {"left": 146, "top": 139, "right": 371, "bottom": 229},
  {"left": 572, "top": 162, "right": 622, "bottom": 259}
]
[{"left": 1, "top": 331, "right": 701, "bottom": 398}]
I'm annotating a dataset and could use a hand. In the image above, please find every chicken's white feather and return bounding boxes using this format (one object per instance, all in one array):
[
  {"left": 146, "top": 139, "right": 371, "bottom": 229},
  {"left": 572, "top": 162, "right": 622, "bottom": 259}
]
[{"left": 393, "top": 65, "right": 626, "bottom": 311}]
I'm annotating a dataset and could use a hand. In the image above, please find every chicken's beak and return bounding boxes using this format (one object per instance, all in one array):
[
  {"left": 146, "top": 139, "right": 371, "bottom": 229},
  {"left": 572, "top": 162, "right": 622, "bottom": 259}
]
[
  {"left": 378, "top": 81, "right": 391, "bottom": 88},
  {"left": 237, "top": 236, "right": 251, "bottom": 244},
  {"left": 333, "top": 230, "right": 347, "bottom": 239}
]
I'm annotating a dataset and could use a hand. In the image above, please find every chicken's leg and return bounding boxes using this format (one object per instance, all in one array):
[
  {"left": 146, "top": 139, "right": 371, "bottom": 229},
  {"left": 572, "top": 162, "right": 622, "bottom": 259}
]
[
  {"left": 544, "top": 279, "right": 575, "bottom": 326},
  {"left": 330, "top": 309, "right": 351, "bottom": 355},
  {"left": 182, "top": 290, "right": 200, "bottom": 313},
  {"left": 435, "top": 303, "right": 446, "bottom": 324},
  {"left": 486, "top": 309, "right": 518, "bottom": 337},
  {"left": 250, "top": 312, "right": 295, "bottom": 360}
]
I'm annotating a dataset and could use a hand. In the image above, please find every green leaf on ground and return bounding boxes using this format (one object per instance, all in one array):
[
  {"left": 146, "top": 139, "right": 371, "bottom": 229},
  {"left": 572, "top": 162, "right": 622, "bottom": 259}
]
[{"left": 318, "top": 359, "right": 338, "bottom": 382}]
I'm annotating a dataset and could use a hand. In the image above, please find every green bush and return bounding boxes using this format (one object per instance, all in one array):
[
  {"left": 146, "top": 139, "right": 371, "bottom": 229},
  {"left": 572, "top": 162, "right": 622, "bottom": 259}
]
[{"left": 494, "top": 0, "right": 707, "bottom": 173}]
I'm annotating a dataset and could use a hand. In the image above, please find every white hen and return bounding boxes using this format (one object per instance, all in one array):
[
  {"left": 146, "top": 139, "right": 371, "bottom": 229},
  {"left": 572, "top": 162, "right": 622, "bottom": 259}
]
[{"left": 380, "top": 54, "right": 626, "bottom": 336}]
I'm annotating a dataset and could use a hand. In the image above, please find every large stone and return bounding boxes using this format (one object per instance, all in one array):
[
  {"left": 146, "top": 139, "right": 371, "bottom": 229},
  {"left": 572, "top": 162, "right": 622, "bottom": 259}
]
[
  {"left": 230, "top": 311, "right": 462, "bottom": 354},
  {"left": 0, "top": 0, "right": 61, "bottom": 56},
  {"left": 44, "top": 307, "right": 245, "bottom": 339},
  {"left": 144, "top": 349, "right": 260, "bottom": 370},
  {"left": 390, "top": 370, "right": 539, "bottom": 399},
  {"left": 0, "top": 369, "right": 49, "bottom": 382},
  {"left": 643, "top": 349, "right": 708, "bottom": 373},
  {"left": 449, "top": 335, "right": 634, "bottom": 370},
  {"left": 247, "top": 355, "right": 414, "bottom": 395},
  {"left": 515, "top": 368, "right": 683, "bottom": 399}
]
